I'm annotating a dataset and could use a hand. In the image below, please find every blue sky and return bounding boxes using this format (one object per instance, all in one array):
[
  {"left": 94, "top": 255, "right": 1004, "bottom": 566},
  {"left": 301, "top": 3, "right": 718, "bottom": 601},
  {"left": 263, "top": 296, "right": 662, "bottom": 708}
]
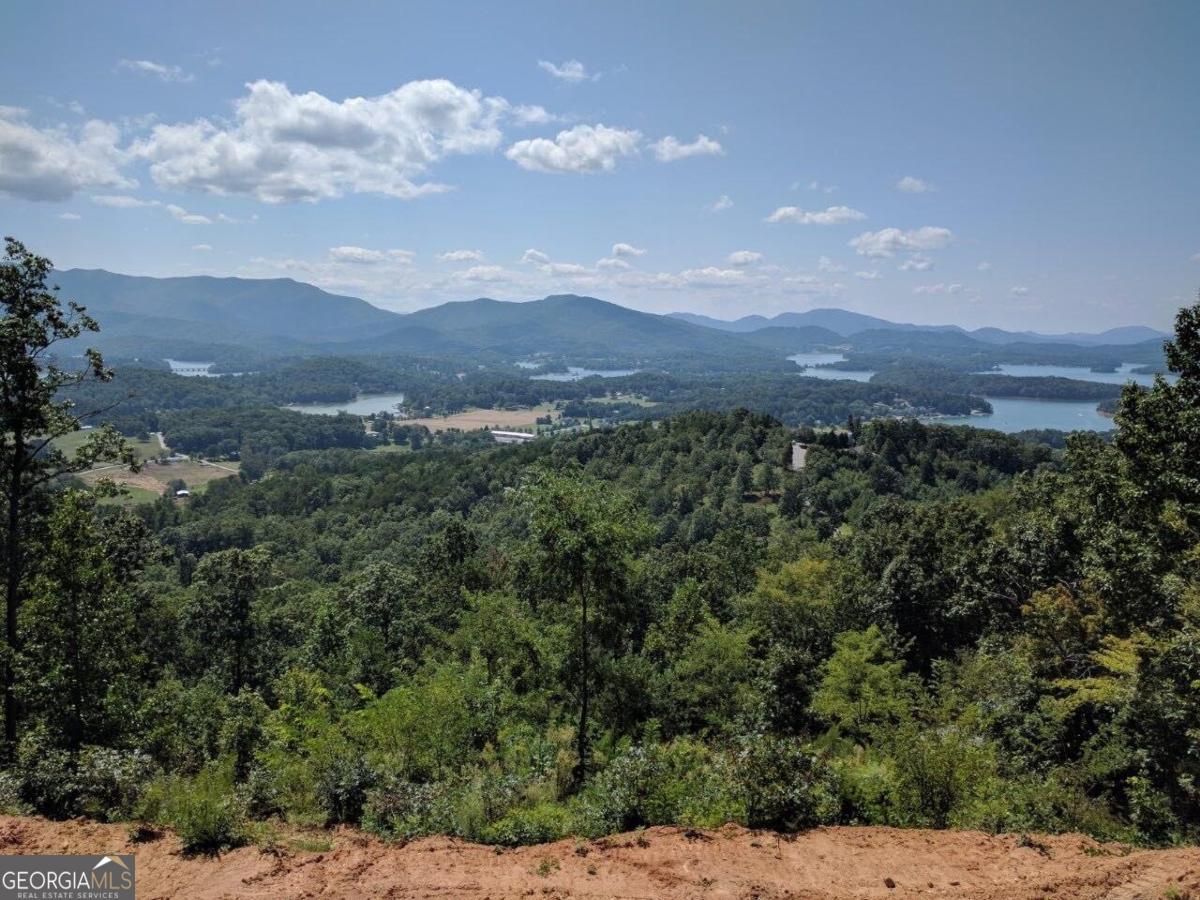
[{"left": 1, "top": 0, "right": 1197, "bottom": 330}]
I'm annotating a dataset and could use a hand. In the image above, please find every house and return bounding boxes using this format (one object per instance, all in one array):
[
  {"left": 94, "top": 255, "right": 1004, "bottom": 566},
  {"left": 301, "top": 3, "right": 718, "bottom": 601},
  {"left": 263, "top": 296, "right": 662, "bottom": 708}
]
[{"left": 490, "top": 430, "right": 537, "bottom": 444}]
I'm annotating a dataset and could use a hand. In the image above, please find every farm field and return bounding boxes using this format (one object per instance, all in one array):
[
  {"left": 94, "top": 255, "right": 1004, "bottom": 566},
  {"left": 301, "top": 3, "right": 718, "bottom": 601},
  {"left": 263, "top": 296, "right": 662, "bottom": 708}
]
[{"left": 400, "top": 402, "right": 559, "bottom": 432}]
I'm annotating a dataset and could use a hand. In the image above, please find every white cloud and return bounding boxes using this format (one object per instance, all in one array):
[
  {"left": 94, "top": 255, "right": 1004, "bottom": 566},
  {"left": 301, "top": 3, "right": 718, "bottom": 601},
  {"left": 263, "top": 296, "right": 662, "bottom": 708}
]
[
  {"left": 1011, "top": 285, "right": 1031, "bottom": 297},
  {"left": 727, "top": 250, "right": 763, "bottom": 266},
  {"left": 678, "top": 267, "right": 748, "bottom": 288},
  {"left": 804, "top": 179, "right": 837, "bottom": 193},
  {"left": 818, "top": 255, "right": 846, "bottom": 273},
  {"left": 709, "top": 194, "right": 733, "bottom": 212},
  {"left": 1190, "top": 251, "right": 1200, "bottom": 262},
  {"left": 595, "top": 256, "right": 630, "bottom": 270},
  {"left": 118, "top": 59, "right": 194, "bottom": 83},
  {"left": 541, "top": 261, "right": 591, "bottom": 276},
  {"left": 914, "top": 282, "right": 965, "bottom": 295},
  {"left": 191, "top": 243, "right": 212, "bottom": 251},
  {"left": 537, "top": 59, "right": 595, "bottom": 83},
  {"left": 437, "top": 249, "right": 484, "bottom": 262},
  {"left": 511, "top": 104, "right": 556, "bottom": 125},
  {"left": 899, "top": 254, "right": 934, "bottom": 271},
  {"left": 165, "top": 203, "right": 212, "bottom": 225},
  {"left": 135, "top": 78, "right": 508, "bottom": 202},
  {"left": 0, "top": 109, "right": 132, "bottom": 202},
  {"left": 506, "top": 124, "right": 641, "bottom": 174},
  {"left": 329, "top": 245, "right": 412, "bottom": 264},
  {"left": 855, "top": 270, "right": 881, "bottom": 280},
  {"left": 781, "top": 275, "right": 845, "bottom": 295},
  {"left": 520, "top": 248, "right": 550, "bottom": 264},
  {"left": 90, "top": 194, "right": 155, "bottom": 208},
  {"left": 612, "top": 242, "right": 646, "bottom": 258},
  {"left": 58, "top": 212, "right": 81, "bottom": 220},
  {"left": 650, "top": 134, "right": 723, "bottom": 162},
  {"left": 977, "top": 261, "right": 992, "bottom": 272},
  {"left": 766, "top": 205, "right": 867, "bottom": 225},
  {"left": 460, "top": 264, "right": 518, "bottom": 283},
  {"left": 849, "top": 226, "right": 954, "bottom": 257},
  {"left": 896, "top": 175, "right": 935, "bottom": 193}
]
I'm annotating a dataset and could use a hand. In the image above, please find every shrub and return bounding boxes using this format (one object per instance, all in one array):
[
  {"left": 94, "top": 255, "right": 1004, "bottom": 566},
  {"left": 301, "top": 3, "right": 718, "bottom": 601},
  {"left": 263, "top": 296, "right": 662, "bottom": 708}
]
[
  {"left": 137, "top": 761, "right": 247, "bottom": 854},
  {"left": 735, "top": 735, "right": 839, "bottom": 831}
]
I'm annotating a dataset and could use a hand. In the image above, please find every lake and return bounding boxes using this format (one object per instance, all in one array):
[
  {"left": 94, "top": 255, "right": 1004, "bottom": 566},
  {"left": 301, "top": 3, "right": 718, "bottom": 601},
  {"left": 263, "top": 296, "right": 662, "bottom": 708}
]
[
  {"left": 286, "top": 392, "right": 408, "bottom": 416},
  {"left": 788, "top": 352, "right": 876, "bottom": 382},
  {"left": 932, "top": 397, "right": 1114, "bottom": 433},
  {"left": 531, "top": 366, "right": 639, "bottom": 382},
  {"left": 980, "top": 363, "right": 1177, "bottom": 388}
]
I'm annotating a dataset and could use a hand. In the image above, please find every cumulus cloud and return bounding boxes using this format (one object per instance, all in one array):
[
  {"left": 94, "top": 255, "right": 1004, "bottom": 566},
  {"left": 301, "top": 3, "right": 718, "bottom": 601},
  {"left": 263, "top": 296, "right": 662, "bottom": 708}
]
[
  {"left": 460, "top": 264, "right": 518, "bottom": 283},
  {"left": 899, "top": 254, "right": 934, "bottom": 271},
  {"left": 710, "top": 194, "right": 733, "bottom": 212},
  {"left": 437, "top": 249, "right": 484, "bottom": 262},
  {"left": 896, "top": 175, "right": 935, "bottom": 193},
  {"left": 134, "top": 78, "right": 508, "bottom": 202},
  {"left": 765, "top": 205, "right": 867, "bottom": 225},
  {"left": 91, "top": 194, "right": 153, "bottom": 208},
  {"left": 804, "top": 179, "right": 837, "bottom": 193},
  {"left": 191, "top": 243, "right": 212, "bottom": 251},
  {"left": 855, "top": 270, "right": 881, "bottom": 280},
  {"left": 506, "top": 124, "right": 641, "bottom": 173},
  {"left": 58, "top": 212, "right": 81, "bottom": 220},
  {"left": 650, "top": 134, "right": 723, "bottom": 162},
  {"left": 329, "top": 246, "right": 412, "bottom": 264},
  {"left": 978, "top": 261, "right": 992, "bottom": 272},
  {"left": 595, "top": 257, "right": 630, "bottom": 270},
  {"left": 612, "top": 242, "right": 646, "bottom": 258},
  {"left": 849, "top": 226, "right": 954, "bottom": 257},
  {"left": 520, "top": 248, "right": 550, "bottom": 264},
  {"left": 1011, "top": 285, "right": 1031, "bottom": 297},
  {"left": 914, "top": 282, "right": 965, "bottom": 295},
  {"left": 0, "top": 109, "right": 132, "bottom": 201},
  {"left": 677, "top": 267, "right": 748, "bottom": 288},
  {"left": 165, "top": 203, "right": 212, "bottom": 224},
  {"left": 781, "top": 275, "right": 845, "bottom": 295},
  {"left": 727, "top": 250, "right": 763, "bottom": 266},
  {"left": 118, "top": 59, "right": 194, "bottom": 83},
  {"left": 537, "top": 59, "right": 595, "bottom": 83},
  {"left": 511, "top": 104, "right": 557, "bottom": 125},
  {"left": 818, "top": 256, "right": 846, "bottom": 273}
]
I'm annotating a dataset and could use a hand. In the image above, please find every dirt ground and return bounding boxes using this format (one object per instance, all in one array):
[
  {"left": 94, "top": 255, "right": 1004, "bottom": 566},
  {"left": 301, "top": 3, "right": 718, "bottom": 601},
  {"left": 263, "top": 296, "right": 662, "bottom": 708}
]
[{"left": 2, "top": 817, "right": 1199, "bottom": 900}]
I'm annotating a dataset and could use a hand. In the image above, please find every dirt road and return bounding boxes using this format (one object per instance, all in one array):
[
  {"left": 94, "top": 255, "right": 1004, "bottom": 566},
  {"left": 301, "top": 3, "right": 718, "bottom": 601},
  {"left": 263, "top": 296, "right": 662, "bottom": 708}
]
[{"left": 1, "top": 816, "right": 1198, "bottom": 899}]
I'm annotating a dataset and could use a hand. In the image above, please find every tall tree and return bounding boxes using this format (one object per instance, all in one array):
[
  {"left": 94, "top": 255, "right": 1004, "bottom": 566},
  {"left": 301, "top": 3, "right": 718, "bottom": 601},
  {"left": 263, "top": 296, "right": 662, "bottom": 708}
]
[
  {"left": 523, "top": 470, "right": 648, "bottom": 787},
  {"left": 0, "top": 238, "right": 132, "bottom": 756}
]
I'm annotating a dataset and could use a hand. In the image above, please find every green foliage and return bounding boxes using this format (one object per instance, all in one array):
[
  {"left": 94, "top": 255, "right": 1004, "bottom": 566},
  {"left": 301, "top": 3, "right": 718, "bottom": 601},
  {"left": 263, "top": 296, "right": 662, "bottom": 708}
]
[{"left": 137, "top": 760, "right": 248, "bottom": 854}]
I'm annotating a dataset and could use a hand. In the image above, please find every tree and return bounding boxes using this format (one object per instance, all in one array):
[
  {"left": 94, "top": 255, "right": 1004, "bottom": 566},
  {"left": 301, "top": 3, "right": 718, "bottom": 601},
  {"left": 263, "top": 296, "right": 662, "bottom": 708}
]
[
  {"left": 185, "top": 548, "right": 272, "bottom": 692},
  {"left": 522, "top": 470, "right": 648, "bottom": 787},
  {"left": 0, "top": 238, "right": 133, "bottom": 756}
]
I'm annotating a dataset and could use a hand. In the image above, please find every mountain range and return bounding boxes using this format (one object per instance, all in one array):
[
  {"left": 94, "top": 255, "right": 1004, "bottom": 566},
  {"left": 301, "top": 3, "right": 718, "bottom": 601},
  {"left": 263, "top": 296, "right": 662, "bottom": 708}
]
[
  {"left": 50, "top": 269, "right": 1168, "bottom": 367},
  {"left": 668, "top": 309, "right": 1168, "bottom": 346}
]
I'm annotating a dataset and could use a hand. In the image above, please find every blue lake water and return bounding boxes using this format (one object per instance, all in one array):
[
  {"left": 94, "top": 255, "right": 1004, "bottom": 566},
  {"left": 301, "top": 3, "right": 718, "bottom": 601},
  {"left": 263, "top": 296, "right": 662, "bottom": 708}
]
[
  {"left": 933, "top": 397, "right": 1114, "bottom": 433},
  {"left": 980, "top": 363, "right": 1176, "bottom": 388},
  {"left": 788, "top": 352, "right": 876, "bottom": 383},
  {"left": 531, "top": 366, "right": 639, "bottom": 382},
  {"left": 286, "top": 392, "right": 408, "bottom": 416}
]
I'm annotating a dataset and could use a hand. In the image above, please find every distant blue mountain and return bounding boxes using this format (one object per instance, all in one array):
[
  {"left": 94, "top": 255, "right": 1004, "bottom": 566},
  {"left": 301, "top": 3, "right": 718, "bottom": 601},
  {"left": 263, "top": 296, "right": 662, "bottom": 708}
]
[{"left": 669, "top": 309, "right": 1167, "bottom": 346}]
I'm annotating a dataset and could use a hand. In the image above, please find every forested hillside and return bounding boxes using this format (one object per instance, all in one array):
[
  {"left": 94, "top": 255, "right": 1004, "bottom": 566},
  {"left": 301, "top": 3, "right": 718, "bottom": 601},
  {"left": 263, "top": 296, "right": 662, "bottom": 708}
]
[{"left": 3, "top": 240, "right": 1199, "bottom": 855}]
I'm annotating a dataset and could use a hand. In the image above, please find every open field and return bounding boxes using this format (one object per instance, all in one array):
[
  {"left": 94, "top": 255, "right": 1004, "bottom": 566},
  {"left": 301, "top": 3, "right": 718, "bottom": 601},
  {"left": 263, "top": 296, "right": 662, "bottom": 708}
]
[
  {"left": 77, "top": 457, "right": 240, "bottom": 504},
  {"left": 52, "top": 429, "right": 164, "bottom": 462},
  {"left": 2, "top": 816, "right": 1199, "bottom": 900},
  {"left": 401, "top": 403, "right": 558, "bottom": 432}
]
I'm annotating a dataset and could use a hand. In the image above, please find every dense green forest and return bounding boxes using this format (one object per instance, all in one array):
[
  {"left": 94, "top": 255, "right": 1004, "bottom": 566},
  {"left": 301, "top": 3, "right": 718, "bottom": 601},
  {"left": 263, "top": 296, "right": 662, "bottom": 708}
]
[{"left": 3, "top": 239, "right": 1199, "bottom": 855}]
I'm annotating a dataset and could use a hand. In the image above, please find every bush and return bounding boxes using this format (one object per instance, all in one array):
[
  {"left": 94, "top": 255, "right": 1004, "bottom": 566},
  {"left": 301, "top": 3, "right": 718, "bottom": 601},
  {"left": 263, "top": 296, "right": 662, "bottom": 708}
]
[
  {"left": 137, "top": 761, "right": 247, "bottom": 854},
  {"left": 735, "top": 735, "right": 839, "bottom": 831}
]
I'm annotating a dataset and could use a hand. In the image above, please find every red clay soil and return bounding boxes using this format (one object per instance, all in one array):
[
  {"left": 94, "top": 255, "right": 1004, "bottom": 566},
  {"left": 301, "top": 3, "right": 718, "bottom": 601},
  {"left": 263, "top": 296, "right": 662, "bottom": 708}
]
[{"left": 2, "top": 815, "right": 1200, "bottom": 899}]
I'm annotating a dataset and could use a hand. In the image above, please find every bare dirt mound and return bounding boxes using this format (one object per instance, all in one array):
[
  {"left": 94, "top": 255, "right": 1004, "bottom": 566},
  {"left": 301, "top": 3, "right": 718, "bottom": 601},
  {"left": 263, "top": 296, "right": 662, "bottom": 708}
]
[{"left": 2, "top": 816, "right": 1199, "bottom": 899}]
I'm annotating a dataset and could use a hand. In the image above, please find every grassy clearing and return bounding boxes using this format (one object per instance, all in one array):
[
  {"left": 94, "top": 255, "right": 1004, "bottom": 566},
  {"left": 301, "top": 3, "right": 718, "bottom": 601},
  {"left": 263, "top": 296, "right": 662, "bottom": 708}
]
[
  {"left": 402, "top": 403, "right": 559, "bottom": 433},
  {"left": 53, "top": 429, "right": 164, "bottom": 461}
]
